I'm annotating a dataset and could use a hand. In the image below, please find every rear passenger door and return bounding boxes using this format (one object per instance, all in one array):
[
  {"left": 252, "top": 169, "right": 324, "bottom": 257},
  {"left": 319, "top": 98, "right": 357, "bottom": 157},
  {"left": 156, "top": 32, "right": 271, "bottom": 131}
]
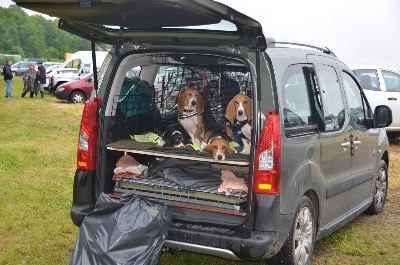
[
  {"left": 308, "top": 58, "right": 352, "bottom": 226},
  {"left": 341, "top": 70, "right": 377, "bottom": 209}
]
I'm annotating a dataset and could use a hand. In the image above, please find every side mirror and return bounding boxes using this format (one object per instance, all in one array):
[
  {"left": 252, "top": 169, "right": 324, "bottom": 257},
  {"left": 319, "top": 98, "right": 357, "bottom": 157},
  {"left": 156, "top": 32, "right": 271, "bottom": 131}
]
[
  {"left": 87, "top": 77, "right": 93, "bottom": 83},
  {"left": 374, "top": 105, "right": 392, "bottom": 128}
]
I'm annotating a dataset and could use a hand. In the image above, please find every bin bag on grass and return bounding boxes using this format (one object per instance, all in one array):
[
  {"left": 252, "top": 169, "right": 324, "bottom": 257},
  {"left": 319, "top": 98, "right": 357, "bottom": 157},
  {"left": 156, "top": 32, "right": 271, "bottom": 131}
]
[{"left": 69, "top": 193, "right": 173, "bottom": 265}]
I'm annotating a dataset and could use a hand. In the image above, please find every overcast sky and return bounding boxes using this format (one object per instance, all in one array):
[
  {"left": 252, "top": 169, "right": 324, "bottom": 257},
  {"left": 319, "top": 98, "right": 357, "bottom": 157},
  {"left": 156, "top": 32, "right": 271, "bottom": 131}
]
[{"left": 2, "top": 0, "right": 400, "bottom": 70}]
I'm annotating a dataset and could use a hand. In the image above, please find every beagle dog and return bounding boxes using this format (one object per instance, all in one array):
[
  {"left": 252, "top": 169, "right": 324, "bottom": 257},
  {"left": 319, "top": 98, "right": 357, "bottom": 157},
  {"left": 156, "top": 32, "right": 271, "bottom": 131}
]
[
  {"left": 158, "top": 124, "right": 191, "bottom": 148},
  {"left": 178, "top": 87, "right": 204, "bottom": 144},
  {"left": 225, "top": 93, "right": 252, "bottom": 155},
  {"left": 200, "top": 121, "right": 235, "bottom": 161}
]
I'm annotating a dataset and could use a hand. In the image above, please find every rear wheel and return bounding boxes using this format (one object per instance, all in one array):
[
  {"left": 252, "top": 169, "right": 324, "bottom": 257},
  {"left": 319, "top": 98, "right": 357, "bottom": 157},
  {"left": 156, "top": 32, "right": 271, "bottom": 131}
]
[
  {"left": 70, "top": 91, "right": 86, "bottom": 104},
  {"left": 270, "top": 196, "right": 316, "bottom": 265},
  {"left": 365, "top": 160, "right": 388, "bottom": 215}
]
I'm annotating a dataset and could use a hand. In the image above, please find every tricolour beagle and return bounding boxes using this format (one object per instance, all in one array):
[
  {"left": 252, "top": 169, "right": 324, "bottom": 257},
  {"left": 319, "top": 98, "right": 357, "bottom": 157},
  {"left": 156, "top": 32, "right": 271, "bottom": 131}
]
[
  {"left": 225, "top": 93, "right": 252, "bottom": 155},
  {"left": 177, "top": 87, "right": 204, "bottom": 144},
  {"left": 200, "top": 121, "right": 235, "bottom": 161},
  {"left": 158, "top": 123, "right": 191, "bottom": 148}
]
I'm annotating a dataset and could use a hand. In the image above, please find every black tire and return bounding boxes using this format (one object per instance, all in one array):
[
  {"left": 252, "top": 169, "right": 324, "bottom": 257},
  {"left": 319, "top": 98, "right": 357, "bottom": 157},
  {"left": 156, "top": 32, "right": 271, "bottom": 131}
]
[
  {"left": 270, "top": 196, "right": 316, "bottom": 265},
  {"left": 70, "top": 91, "right": 86, "bottom": 104},
  {"left": 365, "top": 160, "right": 388, "bottom": 215}
]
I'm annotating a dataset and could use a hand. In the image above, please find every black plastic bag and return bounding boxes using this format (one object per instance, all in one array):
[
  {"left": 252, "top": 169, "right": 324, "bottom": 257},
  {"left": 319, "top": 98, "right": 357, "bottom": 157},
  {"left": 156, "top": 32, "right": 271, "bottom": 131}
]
[{"left": 69, "top": 193, "right": 172, "bottom": 265}]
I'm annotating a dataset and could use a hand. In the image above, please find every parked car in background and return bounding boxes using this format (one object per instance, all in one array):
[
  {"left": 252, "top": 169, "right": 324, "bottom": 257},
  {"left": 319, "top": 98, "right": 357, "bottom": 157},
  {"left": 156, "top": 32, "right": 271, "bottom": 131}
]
[
  {"left": 48, "top": 61, "right": 93, "bottom": 94},
  {"left": 44, "top": 64, "right": 64, "bottom": 92},
  {"left": 349, "top": 64, "right": 400, "bottom": 137},
  {"left": 44, "top": 62, "right": 62, "bottom": 68},
  {"left": 55, "top": 73, "right": 93, "bottom": 103},
  {"left": 11, "top": 61, "right": 38, "bottom": 76}
]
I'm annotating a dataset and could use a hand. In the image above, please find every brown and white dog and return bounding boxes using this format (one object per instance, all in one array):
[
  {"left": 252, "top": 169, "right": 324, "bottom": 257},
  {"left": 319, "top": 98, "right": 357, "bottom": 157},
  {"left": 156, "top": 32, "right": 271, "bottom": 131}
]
[
  {"left": 225, "top": 93, "right": 252, "bottom": 155},
  {"left": 201, "top": 121, "right": 235, "bottom": 161},
  {"left": 177, "top": 87, "right": 204, "bottom": 144}
]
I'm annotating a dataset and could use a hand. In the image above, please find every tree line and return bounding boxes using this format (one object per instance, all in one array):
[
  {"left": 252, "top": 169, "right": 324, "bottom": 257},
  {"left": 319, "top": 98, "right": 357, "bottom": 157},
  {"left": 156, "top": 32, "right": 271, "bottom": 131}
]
[{"left": 0, "top": 4, "right": 109, "bottom": 63}]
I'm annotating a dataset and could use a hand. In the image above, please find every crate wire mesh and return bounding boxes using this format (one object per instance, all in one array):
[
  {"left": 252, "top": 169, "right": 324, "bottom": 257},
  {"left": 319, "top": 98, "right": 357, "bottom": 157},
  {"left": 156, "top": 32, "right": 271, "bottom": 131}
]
[{"left": 114, "top": 171, "right": 249, "bottom": 211}]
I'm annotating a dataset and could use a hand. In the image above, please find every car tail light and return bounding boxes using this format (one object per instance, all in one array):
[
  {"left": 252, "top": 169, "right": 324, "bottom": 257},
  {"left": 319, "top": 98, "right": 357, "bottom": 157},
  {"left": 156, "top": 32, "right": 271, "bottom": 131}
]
[
  {"left": 77, "top": 97, "right": 101, "bottom": 171},
  {"left": 253, "top": 109, "right": 281, "bottom": 194}
]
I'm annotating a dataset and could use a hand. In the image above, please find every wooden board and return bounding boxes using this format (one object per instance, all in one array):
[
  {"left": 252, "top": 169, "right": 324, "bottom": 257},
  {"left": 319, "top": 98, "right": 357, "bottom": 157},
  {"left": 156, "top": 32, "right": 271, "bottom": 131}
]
[{"left": 107, "top": 139, "right": 250, "bottom": 166}]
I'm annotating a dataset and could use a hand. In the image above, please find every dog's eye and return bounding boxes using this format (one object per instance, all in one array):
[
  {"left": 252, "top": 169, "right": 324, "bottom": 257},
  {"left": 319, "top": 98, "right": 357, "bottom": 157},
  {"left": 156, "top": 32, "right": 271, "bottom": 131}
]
[
  {"left": 213, "top": 146, "right": 217, "bottom": 149},
  {"left": 222, "top": 146, "right": 226, "bottom": 149},
  {"left": 234, "top": 101, "right": 238, "bottom": 105}
]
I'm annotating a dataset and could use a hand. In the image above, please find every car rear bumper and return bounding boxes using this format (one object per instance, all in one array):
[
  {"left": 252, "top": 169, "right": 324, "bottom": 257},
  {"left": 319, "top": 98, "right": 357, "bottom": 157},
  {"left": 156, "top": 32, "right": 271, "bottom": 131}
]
[{"left": 165, "top": 223, "right": 278, "bottom": 261}]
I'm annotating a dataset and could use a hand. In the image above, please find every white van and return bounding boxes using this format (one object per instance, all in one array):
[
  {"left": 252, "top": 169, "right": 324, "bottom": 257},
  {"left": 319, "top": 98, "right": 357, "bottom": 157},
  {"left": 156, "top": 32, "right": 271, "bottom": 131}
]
[{"left": 45, "top": 51, "right": 107, "bottom": 93}]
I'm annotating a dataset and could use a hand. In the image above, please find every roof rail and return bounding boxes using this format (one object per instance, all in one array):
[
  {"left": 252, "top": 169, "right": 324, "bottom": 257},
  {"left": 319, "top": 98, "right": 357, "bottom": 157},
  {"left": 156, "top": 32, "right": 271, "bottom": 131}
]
[{"left": 265, "top": 37, "right": 336, "bottom": 57}]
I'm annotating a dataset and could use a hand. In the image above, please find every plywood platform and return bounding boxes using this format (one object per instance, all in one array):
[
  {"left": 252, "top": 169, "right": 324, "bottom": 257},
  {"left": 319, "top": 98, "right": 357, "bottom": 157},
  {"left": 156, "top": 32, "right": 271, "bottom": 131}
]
[{"left": 107, "top": 139, "right": 250, "bottom": 166}]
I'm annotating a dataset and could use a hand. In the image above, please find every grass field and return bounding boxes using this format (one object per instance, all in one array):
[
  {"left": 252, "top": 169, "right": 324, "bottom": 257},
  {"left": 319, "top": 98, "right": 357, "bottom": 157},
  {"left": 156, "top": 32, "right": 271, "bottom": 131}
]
[{"left": 0, "top": 77, "right": 399, "bottom": 265}]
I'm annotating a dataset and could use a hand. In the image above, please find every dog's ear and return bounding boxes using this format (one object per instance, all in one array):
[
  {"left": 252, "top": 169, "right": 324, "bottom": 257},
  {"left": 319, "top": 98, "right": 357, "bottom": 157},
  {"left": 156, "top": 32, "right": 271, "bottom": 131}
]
[
  {"left": 245, "top": 95, "right": 253, "bottom": 122},
  {"left": 201, "top": 143, "right": 213, "bottom": 154},
  {"left": 196, "top": 93, "right": 204, "bottom": 113},
  {"left": 225, "top": 126, "right": 234, "bottom": 141},
  {"left": 225, "top": 97, "right": 236, "bottom": 124},
  {"left": 177, "top": 91, "right": 186, "bottom": 114}
]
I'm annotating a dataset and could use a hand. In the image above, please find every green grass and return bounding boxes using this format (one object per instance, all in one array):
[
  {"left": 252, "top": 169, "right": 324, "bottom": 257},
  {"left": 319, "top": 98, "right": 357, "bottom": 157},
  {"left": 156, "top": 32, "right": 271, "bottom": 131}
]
[{"left": 0, "top": 77, "right": 399, "bottom": 264}]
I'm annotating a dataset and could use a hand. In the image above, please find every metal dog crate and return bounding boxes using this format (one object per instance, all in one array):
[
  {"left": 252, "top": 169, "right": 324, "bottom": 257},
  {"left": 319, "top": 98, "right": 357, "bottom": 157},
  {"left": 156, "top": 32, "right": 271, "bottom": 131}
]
[{"left": 111, "top": 61, "right": 252, "bottom": 134}]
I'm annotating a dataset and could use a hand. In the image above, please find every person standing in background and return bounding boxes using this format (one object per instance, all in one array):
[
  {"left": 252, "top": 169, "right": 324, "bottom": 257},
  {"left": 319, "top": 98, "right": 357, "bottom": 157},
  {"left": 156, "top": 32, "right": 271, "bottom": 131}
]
[
  {"left": 21, "top": 63, "right": 38, "bottom": 98},
  {"left": 36, "top": 61, "right": 46, "bottom": 98},
  {"left": 2, "top": 59, "right": 13, "bottom": 98}
]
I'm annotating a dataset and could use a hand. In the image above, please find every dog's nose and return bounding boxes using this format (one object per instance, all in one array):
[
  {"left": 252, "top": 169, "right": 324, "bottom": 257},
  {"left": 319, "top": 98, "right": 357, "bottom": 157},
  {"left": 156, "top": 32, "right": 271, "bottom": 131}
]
[
  {"left": 191, "top": 100, "right": 196, "bottom": 106},
  {"left": 217, "top": 154, "right": 223, "bottom": 160},
  {"left": 238, "top": 110, "right": 243, "bottom": 116}
]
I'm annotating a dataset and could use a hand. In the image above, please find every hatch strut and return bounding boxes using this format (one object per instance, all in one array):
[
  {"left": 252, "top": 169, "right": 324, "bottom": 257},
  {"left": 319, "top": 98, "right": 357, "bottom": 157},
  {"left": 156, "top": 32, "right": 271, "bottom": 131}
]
[
  {"left": 255, "top": 36, "right": 262, "bottom": 101},
  {"left": 91, "top": 38, "right": 99, "bottom": 94},
  {"left": 256, "top": 47, "right": 261, "bottom": 102}
]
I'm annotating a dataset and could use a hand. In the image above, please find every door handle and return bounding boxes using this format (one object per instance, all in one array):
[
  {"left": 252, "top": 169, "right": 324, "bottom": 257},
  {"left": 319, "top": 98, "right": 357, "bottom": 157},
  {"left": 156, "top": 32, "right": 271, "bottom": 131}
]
[
  {"left": 341, "top": 142, "right": 351, "bottom": 148},
  {"left": 388, "top": 97, "right": 397, "bottom": 100},
  {"left": 341, "top": 139, "right": 350, "bottom": 151},
  {"left": 353, "top": 140, "right": 361, "bottom": 149}
]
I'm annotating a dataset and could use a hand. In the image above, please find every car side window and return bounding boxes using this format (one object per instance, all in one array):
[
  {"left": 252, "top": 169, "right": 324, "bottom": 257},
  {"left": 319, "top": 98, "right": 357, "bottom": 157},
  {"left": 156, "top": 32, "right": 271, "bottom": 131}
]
[
  {"left": 315, "top": 65, "right": 345, "bottom": 132},
  {"left": 352, "top": 69, "right": 380, "bottom": 91},
  {"left": 281, "top": 64, "right": 315, "bottom": 129},
  {"left": 342, "top": 71, "right": 368, "bottom": 127},
  {"left": 381, "top": 70, "right": 400, "bottom": 92}
]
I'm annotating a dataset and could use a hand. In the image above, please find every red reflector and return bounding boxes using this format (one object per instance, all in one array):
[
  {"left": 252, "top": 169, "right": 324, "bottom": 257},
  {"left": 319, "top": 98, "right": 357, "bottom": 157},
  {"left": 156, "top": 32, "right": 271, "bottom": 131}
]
[
  {"left": 77, "top": 97, "right": 100, "bottom": 171},
  {"left": 253, "top": 110, "right": 281, "bottom": 194}
]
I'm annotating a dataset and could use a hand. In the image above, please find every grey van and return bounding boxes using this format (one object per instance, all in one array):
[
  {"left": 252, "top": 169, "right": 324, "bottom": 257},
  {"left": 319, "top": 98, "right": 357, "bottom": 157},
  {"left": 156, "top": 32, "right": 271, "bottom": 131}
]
[{"left": 15, "top": 1, "right": 392, "bottom": 264}]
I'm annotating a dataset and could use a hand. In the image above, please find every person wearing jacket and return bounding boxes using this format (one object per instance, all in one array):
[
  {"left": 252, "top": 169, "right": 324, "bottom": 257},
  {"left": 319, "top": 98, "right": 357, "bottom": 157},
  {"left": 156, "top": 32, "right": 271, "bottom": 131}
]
[
  {"left": 21, "top": 63, "right": 38, "bottom": 98},
  {"left": 35, "top": 61, "right": 46, "bottom": 98},
  {"left": 2, "top": 59, "right": 13, "bottom": 98}
]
